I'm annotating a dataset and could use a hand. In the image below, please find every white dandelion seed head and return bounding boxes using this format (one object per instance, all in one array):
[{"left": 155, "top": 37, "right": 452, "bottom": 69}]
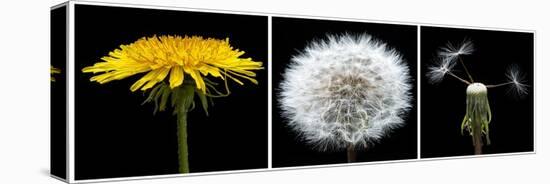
[
  {"left": 506, "top": 65, "right": 529, "bottom": 97},
  {"left": 426, "top": 57, "right": 456, "bottom": 84},
  {"left": 466, "top": 82, "right": 487, "bottom": 95},
  {"left": 438, "top": 39, "right": 474, "bottom": 60},
  {"left": 279, "top": 33, "right": 412, "bottom": 151}
]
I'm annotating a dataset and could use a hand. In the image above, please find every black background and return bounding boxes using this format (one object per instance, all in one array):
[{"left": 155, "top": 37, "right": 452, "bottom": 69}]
[
  {"left": 420, "top": 26, "right": 534, "bottom": 158},
  {"left": 272, "top": 17, "right": 418, "bottom": 167},
  {"left": 75, "top": 5, "right": 267, "bottom": 180},
  {"left": 50, "top": 5, "right": 67, "bottom": 179}
]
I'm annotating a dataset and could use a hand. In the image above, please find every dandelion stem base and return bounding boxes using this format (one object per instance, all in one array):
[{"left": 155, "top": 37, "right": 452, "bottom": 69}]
[
  {"left": 177, "top": 110, "right": 189, "bottom": 173},
  {"left": 347, "top": 145, "right": 356, "bottom": 163},
  {"left": 474, "top": 141, "right": 483, "bottom": 155}
]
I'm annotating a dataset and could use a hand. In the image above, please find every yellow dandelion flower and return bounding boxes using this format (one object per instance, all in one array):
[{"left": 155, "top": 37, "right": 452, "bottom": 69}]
[
  {"left": 82, "top": 35, "right": 263, "bottom": 93},
  {"left": 82, "top": 35, "right": 263, "bottom": 174},
  {"left": 51, "top": 66, "right": 61, "bottom": 82}
]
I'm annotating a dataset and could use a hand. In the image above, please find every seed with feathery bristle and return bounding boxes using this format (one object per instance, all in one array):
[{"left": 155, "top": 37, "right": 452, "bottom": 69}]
[
  {"left": 506, "top": 65, "right": 529, "bottom": 96},
  {"left": 438, "top": 39, "right": 474, "bottom": 60},
  {"left": 427, "top": 57, "right": 457, "bottom": 84}
]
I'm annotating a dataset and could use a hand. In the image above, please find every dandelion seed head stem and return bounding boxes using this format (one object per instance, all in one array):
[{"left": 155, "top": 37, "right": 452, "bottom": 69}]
[{"left": 463, "top": 82, "right": 491, "bottom": 150}]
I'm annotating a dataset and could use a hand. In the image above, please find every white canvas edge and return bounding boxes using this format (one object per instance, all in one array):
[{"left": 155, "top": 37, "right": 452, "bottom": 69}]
[{"left": 68, "top": 1, "right": 76, "bottom": 183}]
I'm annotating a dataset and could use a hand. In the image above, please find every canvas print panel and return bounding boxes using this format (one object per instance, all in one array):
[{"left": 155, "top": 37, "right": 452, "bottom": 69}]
[
  {"left": 73, "top": 4, "right": 268, "bottom": 180},
  {"left": 272, "top": 17, "right": 418, "bottom": 167},
  {"left": 50, "top": 5, "right": 67, "bottom": 180},
  {"left": 420, "top": 26, "right": 534, "bottom": 158}
]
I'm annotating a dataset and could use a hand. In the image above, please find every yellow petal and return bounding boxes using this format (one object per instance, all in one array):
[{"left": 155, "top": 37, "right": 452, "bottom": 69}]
[
  {"left": 189, "top": 70, "right": 206, "bottom": 93},
  {"left": 130, "top": 70, "right": 159, "bottom": 91},
  {"left": 141, "top": 67, "right": 170, "bottom": 91},
  {"left": 169, "top": 66, "right": 184, "bottom": 89}
]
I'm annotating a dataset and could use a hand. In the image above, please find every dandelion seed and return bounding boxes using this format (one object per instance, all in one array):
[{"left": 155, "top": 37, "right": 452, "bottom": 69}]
[
  {"left": 426, "top": 57, "right": 456, "bottom": 84},
  {"left": 280, "top": 34, "right": 412, "bottom": 156},
  {"left": 438, "top": 39, "right": 474, "bottom": 61},
  {"left": 506, "top": 65, "right": 529, "bottom": 97}
]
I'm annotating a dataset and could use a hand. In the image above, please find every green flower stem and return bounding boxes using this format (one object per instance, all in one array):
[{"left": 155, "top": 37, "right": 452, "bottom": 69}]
[
  {"left": 175, "top": 84, "right": 195, "bottom": 173},
  {"left": 472, "top": 119, "right": 483, "bottom": 155},
  {"left": 142, "top": 79, "right": 212, "bottom": 173},
  {"left": 177, "top": 108, "right": 189, "bottom": 173}
]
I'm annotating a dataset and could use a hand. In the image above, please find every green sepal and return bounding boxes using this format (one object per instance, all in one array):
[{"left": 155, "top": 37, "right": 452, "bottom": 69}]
[
  {"left": 142, "top": 79, "right": 211, "bottom": 116},
  {"left": 159, "top": 85, "right": 171, "bottom": 112},
  {"left": 195, "top": 89, "right": 209, "bottom": 116}
]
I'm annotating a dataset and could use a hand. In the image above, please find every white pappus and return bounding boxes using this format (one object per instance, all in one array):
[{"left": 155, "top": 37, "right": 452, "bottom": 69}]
[
  {"left": 426, "top": 57, "right": 456, "bottom": 84},
  {"left": 506, "top": 65, "right": 529, "bottom": 97},
  {"left": 279, "top": 34, "right": 412, "bottom": 152},
  {"left": 438, "top": 39, "right": 474, "bottom": 61}
]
